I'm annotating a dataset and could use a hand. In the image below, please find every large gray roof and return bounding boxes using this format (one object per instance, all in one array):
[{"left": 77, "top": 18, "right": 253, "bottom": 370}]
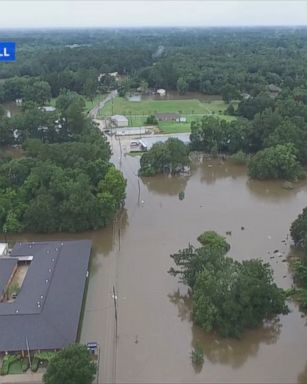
[{"left": 0, "top": 240, "right": 91, "bottom": 352}]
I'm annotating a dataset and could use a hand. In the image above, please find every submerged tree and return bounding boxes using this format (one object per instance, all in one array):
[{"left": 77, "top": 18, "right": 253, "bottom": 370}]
[{"left": 169, "top": 232, "right": 288, "bottom": 338}]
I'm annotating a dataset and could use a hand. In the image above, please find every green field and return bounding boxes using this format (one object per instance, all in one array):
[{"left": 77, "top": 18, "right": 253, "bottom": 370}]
[
  {"left": 158, "top": 114, "right": 236, "bottom": 133},
  {"left": 99, "top": 97, "right": 229, "bottom": 117},
  {"left": 99, "top": 96, "right": 236, "bottom": 133}
]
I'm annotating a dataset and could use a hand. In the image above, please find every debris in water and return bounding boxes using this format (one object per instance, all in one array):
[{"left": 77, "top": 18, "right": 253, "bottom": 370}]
[
  {"left": 273, "top": 250, "right": 279, "bottom": 253},
  {"left": 268, "top": 235, "right": 272, "bottom": 240},
  {"left": 241, "top": 226, "right": 245, "bottom": 230},
  {"left": 179, "top": 191, "right": 185, "bottom": 200},
  {"left": 135, "top": 335, "right": 138, "bottom": 344},
  {"left": 226, "top": 231, "right": 232, "bottom": 236}
]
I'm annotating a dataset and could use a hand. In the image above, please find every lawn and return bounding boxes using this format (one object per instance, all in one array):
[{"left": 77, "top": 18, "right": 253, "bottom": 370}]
[
  {"left": 128, "top": 116, "right": 147, "bottom": 127},
  {"left": 8, "top": 360, "right": 23, "bottom": 374},
  {"left": 158, "top": 121, "right": 191, "bottom": 133},
  {"left": 158, "top": 113, "right": 236, "bottom": 133},
  {"left": 99, "top": 97, "right": 229, "bottom": 117}
]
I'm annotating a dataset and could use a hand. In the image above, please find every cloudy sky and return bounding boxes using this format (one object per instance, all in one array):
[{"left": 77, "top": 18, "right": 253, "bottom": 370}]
[{"left": 0, "top": 1, "right": 307, "bottom": 29}]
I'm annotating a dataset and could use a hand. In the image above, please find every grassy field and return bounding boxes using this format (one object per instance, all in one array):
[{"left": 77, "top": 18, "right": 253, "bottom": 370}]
[
  {"left": 158, "top": 121, "right": 191, "bottom": 133},
  {"left": 100, "top": 97, "right": 229, "bottom": 117},
  {"left": 100, "top": 96, "right": 236, "bottom": 133},
  {"left": 158, "top": 114, "right": 236, "bottom": 133}
]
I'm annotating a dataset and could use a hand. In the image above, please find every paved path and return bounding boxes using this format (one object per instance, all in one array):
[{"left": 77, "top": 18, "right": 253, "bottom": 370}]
[
  {"left": 0, "top": 373, "right": 43, "bottom": 384},
  {"left": 89, "top": 90, "right": 117, "bottom": 119}
]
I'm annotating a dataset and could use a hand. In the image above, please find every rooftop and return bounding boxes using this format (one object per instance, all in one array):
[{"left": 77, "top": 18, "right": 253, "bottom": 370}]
[
  {"left": 111, "top": 114, "right": 128, "bottom": 122},
  {"left": 139, "top": 133, "right": 190, "bottom": 150},
  {"left": 0, "top": 240, "right": 91, "bottom": 352}
]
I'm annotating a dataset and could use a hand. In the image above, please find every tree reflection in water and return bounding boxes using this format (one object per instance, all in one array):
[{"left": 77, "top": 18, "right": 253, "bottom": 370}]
[{"left": 168, "top": 289, "right": 282, "bottom": 372}]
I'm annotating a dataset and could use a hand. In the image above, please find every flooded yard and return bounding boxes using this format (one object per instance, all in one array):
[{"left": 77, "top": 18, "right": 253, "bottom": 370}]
[{"left": 4, "top": 144, "right": 307, "bottom": 383}]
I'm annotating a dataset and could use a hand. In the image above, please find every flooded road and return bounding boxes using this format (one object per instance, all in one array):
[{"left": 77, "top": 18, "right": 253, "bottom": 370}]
[{"left": 5, "top": 142, "right": 307, "bottom": 383}]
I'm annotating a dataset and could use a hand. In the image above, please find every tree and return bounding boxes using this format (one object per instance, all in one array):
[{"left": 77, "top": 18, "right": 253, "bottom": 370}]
[
  {"left": 139, "top": 138, "right": 189, "bottom": 176},
  {"left": 169, "top": 232, "right": 288, "bottom": 338},
  {"left": 43, "top": 344, "right": 96, "bottom": 384},
  {"left": 139, "top": 80, "right": 149, "bottom": 94},
  {"left": 197, "top": 231, "right": 230, "bottom": 254},
  {"left": 23, "top": 80, "right": 51, "bottom": 106},
  {"left": 193, "top": 257, "right": 288, "bottom": 337},
  {"left": 290, "top": 207, "right": 307, "bottom": 249},
  {"left": 145, "top": 115, "right": 158, "bottom": 125},
  {"left": 248, "top": 144, "right": 304, "bottom": 180},
  {"left": 176, "top": 77, "right": 188, "bottom": 95}
]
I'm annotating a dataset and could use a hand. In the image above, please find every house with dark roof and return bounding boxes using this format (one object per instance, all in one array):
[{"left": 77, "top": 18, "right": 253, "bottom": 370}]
[
  {"left": 155, "top": 112, "right": 180, "bottom": 121},
  {"left": 0, "top": 240, "right": 91, "bottom": 353}
]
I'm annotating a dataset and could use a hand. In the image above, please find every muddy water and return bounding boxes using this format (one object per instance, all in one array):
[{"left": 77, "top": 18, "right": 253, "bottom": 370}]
[{"left": 4, "top": 153, "right": 307, "bottom": 383}]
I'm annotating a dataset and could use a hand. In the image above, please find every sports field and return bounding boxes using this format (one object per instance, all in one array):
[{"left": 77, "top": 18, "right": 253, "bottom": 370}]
[
  {"left": 99, "top": 97, "right": 229, "bottom": 116},
  {"left": 100, "top": 96, "right": 236, "bottom": 133}
]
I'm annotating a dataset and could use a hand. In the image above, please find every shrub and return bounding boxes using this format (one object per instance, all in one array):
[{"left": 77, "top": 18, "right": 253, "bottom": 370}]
[
  {"left": 191, "top": 345, "right": 204, "bottom": 366},
  {"left": 230, "top": 150, "right": 249, "bottom": 165},
  {"left": 22, "top": 358, "right": 29, "bottom": 372},
  {"left": 31, "top": 357, "right": 40, "bottom": 372}
]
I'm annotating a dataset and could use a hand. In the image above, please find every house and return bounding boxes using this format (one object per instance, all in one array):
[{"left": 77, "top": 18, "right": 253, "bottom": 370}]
[
  {"left": 156, "top": 89, "right": 166, "bottom": 96},
  {"left": 0, "top": 240, "right": 91, "bottom": 352},
  {"left": 111, "top": 115, "right": 129, "bottom": 128},
  {"left": 241, "top": 92, "right": 251, "bottom": 100},
  {"left": 41, "top": 106, "right": 56, "bottom": 112},
  {"left": 267, "top": 84, "right": 282, "bottom": 98},
  {"left": 176, "top": 116, "right": 187, "bottom": 123},
  {"left": 155, "top": 112, "right": 180, "bottom": 121}
]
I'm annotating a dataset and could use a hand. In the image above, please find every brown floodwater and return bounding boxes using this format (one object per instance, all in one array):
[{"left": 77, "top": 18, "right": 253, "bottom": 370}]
[{"left": 3, "top": 147, "right": 307, "bottom": 384}]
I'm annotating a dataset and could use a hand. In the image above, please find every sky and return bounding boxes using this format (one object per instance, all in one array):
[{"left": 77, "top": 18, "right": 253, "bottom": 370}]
[{"left": 0, "top": 0, "right": 307, "bottom": 29}]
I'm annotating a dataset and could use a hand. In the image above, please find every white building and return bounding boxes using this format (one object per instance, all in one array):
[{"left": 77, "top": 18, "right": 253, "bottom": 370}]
[
  {"left": 41, "top": 106, "right": 56, "bottom": 113},
  {"left": 139, "top": 133, "right": 190, "bottom": 151},
  {"left": 111, "top": 115, "right": 129, "bottom": 128},
  {"left": 156, "top": 89, "right": 166, "bottom": 96}
]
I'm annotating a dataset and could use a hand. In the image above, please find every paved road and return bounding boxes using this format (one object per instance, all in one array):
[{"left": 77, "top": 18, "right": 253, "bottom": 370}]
[
  {"left": 89, "top": 90, "right": 117, "bottom": 119},
  {"left": 0, "top": 373, "right": 43, "bottom": 384}
]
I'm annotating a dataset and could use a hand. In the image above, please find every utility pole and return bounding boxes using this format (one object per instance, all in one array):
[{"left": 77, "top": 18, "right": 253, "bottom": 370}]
[
  {"left": 137, "top": 177, "right": 141, "bottom": 206},
  {"left": 112, "top": 285, "right": 118, "bottom": 339},
  {"left": 119, "top": 137, "right": 122, "bottom": 168}
]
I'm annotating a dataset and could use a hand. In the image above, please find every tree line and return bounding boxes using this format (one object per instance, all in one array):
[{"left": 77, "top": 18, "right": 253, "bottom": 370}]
[{"left": 1, "top": 28, "right": 307, "bottom": 102}]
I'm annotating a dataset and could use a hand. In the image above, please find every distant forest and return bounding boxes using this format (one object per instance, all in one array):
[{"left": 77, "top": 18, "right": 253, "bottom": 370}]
[{"left": 1, "top": 28, "right": 307, "bottom": 100}]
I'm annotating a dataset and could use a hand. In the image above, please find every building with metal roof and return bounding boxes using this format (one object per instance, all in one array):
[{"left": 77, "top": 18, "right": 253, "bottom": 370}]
[
  {"left": 111, "top": 115, "right": 129, "bottom": 127},
  {"left": 0, "top": 240, "right": 91, "bottom": 352},
  {"left": 139, "top": 133, "right": 190, "bottom": 151}
]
